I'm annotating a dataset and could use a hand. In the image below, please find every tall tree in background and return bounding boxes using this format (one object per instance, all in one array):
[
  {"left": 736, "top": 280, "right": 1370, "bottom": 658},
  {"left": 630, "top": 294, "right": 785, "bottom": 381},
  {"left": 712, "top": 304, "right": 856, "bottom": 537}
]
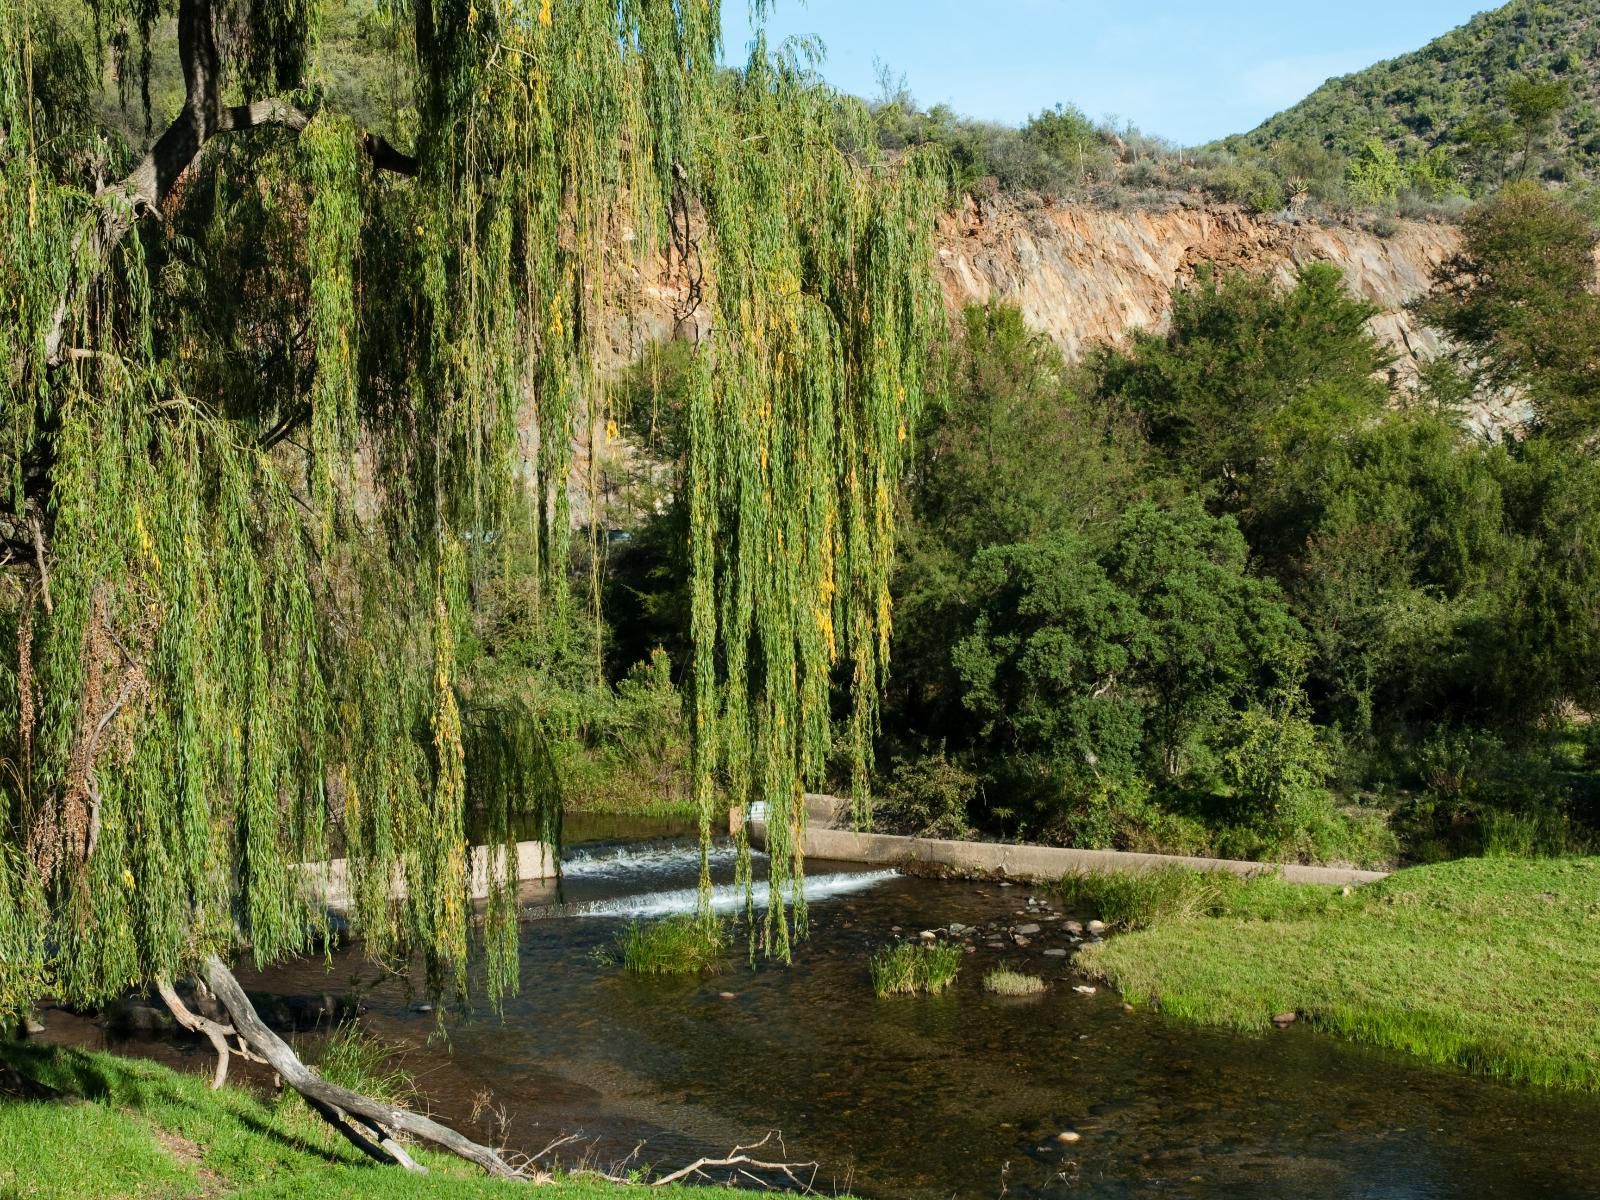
[
  {"left": 1419, "top": 184, "right": 1600, "bottom": 439},
  {"left": 1, "top": 0, "right": 939, "bottom": 1170}
]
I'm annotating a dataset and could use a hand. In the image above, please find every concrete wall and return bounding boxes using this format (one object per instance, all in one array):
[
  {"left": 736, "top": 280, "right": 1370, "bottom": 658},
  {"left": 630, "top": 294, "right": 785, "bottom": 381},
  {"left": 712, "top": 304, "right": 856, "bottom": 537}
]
[
  {"left": 740, "top": 797, "right": 1387, "bottom": 887},
  {"left": 298, "top": 840, "right": 557, "bottom": 913}
]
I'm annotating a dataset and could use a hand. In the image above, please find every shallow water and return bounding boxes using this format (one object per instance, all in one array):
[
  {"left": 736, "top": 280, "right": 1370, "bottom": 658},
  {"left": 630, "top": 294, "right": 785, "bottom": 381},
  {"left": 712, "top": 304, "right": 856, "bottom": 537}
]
[{"left": 80, "top": 824, "right": 1600, "bottom": 1197}]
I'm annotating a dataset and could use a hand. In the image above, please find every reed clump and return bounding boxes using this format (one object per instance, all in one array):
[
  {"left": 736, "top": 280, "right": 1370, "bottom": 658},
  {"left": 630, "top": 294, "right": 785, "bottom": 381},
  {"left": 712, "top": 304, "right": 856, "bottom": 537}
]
[
  {"left": 617, "top": 916, "right": 728, "bottom": 975},
  {"left": 870, "top": 940, "right": 963, "bottom": 997},
  {"left": 983, "top": 969, "right": 1046, "bottom": 996}
]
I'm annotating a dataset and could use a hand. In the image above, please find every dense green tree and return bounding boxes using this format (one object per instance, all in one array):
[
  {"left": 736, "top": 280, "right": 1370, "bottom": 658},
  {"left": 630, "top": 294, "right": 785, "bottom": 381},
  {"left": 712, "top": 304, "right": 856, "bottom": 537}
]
[
  {"left": 953, "top": 500, "right": 1306, "bottom": 786},
  {"left": 1273, "top": 414, "right": 1511, "bottom": 734},
  {"left": 887, "top": 303, "right": 1148, "bottom": 750},
  {"left": 1092, "top": 263, "right": 1391, "bottom": 526},
  {"left": 1418, "top": 185, "right": 1600, "bottom": 439},
  {"left": 1505, "top": 75, "right": 1572, "bottom": 178}
]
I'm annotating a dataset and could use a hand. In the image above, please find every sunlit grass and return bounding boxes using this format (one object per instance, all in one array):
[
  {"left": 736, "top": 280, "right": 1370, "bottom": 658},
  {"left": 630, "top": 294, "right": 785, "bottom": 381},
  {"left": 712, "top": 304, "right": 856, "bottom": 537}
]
[
  {"left": 1075, "top": 857, "right": 1600, "bottom": 1091},
  {"left": 870, "top": 940, "right": 963, "bottom": 997},
  {"left": 0, "top": 1041, "right": 753, "bottom": 1198},
  {"left": 1053, "top": 866, "right": 1337, "bottom": 931},
  {"left": 615, "top": 915, "right": 727, "bottom": 975},
  {"left": 982, "top": 969, "right": 1046, "bottom": 996}
]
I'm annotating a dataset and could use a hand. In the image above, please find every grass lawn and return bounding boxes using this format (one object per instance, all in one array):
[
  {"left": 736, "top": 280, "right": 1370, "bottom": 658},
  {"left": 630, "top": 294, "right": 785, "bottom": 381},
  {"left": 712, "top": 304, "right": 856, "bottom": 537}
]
[
  {"left": 1071, "top": 857, "right": 1600, "bottom": 1091},
  {"left": 0, "top": 1041, "right": 745, "bottom": 1200}
]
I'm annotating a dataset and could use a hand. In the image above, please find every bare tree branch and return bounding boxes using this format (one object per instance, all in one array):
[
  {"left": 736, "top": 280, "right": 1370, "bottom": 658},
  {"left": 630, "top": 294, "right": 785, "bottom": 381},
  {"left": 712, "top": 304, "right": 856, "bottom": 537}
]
[
  {"left": 649, "top": 1132, "right": 818, "bottom": 1191},
  {"left": 201, "top": 955, "right": 520, "bottom": 1179}
]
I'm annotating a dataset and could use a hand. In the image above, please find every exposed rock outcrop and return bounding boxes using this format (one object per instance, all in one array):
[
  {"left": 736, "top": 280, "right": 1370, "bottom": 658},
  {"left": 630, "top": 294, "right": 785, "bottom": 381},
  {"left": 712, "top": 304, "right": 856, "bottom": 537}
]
[{"left": 936, "top": 196, "right": 1459, "bottom": 378}]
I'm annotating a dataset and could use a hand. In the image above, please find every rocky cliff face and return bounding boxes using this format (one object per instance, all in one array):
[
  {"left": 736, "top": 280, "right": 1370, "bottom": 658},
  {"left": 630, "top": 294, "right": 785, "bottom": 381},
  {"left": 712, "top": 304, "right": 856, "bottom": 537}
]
[{"left": 936, "top": 198, "right": 1460, "bottom": 380}]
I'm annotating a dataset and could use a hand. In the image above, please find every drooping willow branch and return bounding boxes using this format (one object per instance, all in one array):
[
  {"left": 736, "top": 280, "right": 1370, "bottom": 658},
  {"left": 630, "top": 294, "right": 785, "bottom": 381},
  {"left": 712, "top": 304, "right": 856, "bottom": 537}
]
[{"left": 39, "top": 0, "right": 418, "bottom": 370}]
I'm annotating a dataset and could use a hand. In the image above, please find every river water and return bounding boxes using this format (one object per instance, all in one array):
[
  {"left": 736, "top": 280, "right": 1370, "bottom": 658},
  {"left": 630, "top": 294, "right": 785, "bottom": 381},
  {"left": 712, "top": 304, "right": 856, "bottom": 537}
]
[{"left": 73, "top": 818, "right": 1600, "bottom": 1197}]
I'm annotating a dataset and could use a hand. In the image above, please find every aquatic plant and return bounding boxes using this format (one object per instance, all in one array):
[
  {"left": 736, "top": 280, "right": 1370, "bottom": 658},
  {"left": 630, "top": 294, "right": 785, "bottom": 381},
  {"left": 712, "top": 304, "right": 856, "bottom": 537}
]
[
  {"left": 982, "top": 969, "right": 1046, "bottom": 996},
  {"left": 617, "top": 916, "right": 728, "bottom": 976},
  {"left": 870, "top": 940, "right": 963, "bottom": 997}
]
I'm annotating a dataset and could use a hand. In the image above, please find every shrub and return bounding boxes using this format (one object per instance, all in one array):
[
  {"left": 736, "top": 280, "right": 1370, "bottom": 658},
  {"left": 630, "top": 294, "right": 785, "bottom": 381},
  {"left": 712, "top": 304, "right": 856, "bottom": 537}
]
[
  {"left": 982, "top": 969, "right": 1046, "bottom": 996},
  {"left": 876, "top": 754, "right": 976, "bottom": 838},
  {"left": 870, "top": 941, "right": 963, "bottom": 997},
  {"left": 616, "top": 916, "right": 727, "bottom": 975}
]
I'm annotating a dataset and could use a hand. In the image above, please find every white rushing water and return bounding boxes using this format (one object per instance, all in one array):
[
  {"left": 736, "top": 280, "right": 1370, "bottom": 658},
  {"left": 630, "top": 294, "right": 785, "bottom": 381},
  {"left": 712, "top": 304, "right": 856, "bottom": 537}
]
[
  {"left": 560, "top": 840, "right": 743, "bottom": 880},
  {"left": 571, "top": 868, "right": 900, "bottom": 919}
]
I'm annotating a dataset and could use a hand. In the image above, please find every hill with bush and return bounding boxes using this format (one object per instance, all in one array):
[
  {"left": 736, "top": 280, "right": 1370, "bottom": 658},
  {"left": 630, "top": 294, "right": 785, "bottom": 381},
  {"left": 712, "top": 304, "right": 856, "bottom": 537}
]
[{"left": 1227, "top": 0, "right": 1600, "bottom": 195}]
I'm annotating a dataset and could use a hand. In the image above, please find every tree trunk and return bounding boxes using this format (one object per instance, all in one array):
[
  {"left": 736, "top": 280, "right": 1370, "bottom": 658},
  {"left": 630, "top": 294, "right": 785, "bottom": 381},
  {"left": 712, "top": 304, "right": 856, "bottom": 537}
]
[{"left": 197, "top": 955, "right": 520, "bottom": 1179}]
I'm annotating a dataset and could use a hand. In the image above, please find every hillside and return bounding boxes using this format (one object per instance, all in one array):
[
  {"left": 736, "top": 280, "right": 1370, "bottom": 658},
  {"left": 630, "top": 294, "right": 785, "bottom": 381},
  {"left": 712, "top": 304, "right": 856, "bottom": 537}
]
[{"left": 1229, "top": 0, "right": 1600, "bottom": 191}]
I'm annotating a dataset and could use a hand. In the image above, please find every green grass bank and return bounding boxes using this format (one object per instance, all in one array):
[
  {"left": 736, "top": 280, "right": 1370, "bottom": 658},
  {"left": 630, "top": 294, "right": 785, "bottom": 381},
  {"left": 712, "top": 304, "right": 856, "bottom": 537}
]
[
  {"left": 1071, "top": 857, "right": 1600, "bottom": 1091},
  {"left": 0, "top": 1041, "right": 744, "bottom": 1200}
]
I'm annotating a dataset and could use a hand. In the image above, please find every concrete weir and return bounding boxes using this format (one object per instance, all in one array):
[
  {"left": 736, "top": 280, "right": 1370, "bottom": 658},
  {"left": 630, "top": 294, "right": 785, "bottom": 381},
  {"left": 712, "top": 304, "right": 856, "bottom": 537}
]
[
  {"left": 298, "top": 841, "right": 557, "bottom": 914},
  {"left": 738, "top": 795, "right": 1389, "bottom": 888}
]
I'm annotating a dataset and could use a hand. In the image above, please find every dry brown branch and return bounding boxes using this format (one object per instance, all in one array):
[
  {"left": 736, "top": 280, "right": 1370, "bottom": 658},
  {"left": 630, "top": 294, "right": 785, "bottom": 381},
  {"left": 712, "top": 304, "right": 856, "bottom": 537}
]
[
  {"left": 26, "top": 511, "right": 51, "bottom": 614},
  {"left": 201, "top": 956, "right": 521, "bottom": 1178},
  {"left": 650, "top": 1132, "right": 818, "bottom": 1191},
  {"left": 153, "top": 979, "right": 262, "bottom": 1089}
]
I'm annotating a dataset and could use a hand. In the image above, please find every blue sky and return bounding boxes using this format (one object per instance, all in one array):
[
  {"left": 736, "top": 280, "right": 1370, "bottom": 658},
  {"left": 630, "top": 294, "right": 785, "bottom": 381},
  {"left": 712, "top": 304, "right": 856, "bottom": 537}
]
[{"left": 722, "top": 1, "right": 1493, "bottom": 146}]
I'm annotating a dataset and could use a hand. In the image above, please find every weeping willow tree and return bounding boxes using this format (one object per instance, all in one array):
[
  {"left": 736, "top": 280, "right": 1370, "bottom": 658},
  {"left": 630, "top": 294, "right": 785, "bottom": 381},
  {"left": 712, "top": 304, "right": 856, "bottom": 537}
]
[{"left": 1, "top": 0, "right": 940, "bottom": 1173}]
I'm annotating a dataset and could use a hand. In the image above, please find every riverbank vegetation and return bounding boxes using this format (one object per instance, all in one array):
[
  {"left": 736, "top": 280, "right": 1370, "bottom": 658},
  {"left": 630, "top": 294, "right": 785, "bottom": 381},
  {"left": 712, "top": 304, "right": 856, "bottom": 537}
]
[
  {"left": 611, "top": 916, "right": 728, "bottom": 976},
  {"left": 981, "top": 969, "right": 1046, "bottom": 996},
  {"left": 1072, "top": 857, "right": 1600, "bottom": 1091},
  {"left": 868, "top": 183, "right": 1600, "bottom": 866},
  {"left": 0, "top": 1040, "right": 749, "bottom": 1198},
  {"left": 586, "top": 184, "right": 1600, "bottom": 871},
  {"left": 869, "top": 941, "right": 964, "bottom": 997}
]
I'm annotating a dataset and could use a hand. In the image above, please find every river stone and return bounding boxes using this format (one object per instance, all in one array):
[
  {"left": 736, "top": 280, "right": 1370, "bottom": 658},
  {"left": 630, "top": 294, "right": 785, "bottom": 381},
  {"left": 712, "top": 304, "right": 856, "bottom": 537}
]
[
  {"left": 1013, "top": 935, "right": 1031, "bottom": 946},
  {"left": 1056, "top": 1131, "right": 1082, "bottom": 1144},
  {"left": 104, "top": 998, "right": 175, "bottom": 1035},
  {"left": 1072, "top": 984, "right": 1097, "bottom": 995},
  {"left": 24, "top": 1017, "right": 44, "bottom": 1035},
  {"left": 1273, "top": 1011, "right": 1298, "bottom": 1028},
  {"left": 1087, "top": 919, "right": 1106, "bottom": 934},
  {"left": 986, "top": 941, "right": 1006, "bottom": 948},
  {"left": 1064, "top": 920, "right": 1084, "bottom": 934},
  {"left": 718, "top": 992, "right": 737, "bottom": 1001},
  {"left": 1015, "top": 923, "right": 1041, "bottom": 935},
  {"left": 1043, "top": 948, "right": 1068, "bottom": 958},
  {"left": 948, "top": 922, "right": 967, "bottom": 935}
]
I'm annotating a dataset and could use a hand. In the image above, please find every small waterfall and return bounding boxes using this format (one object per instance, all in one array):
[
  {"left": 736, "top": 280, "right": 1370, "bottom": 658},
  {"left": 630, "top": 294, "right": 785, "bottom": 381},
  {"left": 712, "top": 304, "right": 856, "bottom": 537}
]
[
  {"left": 565, "top": 868, "right": 899, "bottom": 919},
  {"left": 560, "top": 840, "right": 744, "bottom": 879}
]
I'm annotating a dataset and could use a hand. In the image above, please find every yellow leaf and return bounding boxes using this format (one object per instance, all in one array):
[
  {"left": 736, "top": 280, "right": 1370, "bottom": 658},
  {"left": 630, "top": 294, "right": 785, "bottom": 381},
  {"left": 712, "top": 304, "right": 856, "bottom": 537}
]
[{"left": 538, "top": 0, "right": 551, "bottom": 25}]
